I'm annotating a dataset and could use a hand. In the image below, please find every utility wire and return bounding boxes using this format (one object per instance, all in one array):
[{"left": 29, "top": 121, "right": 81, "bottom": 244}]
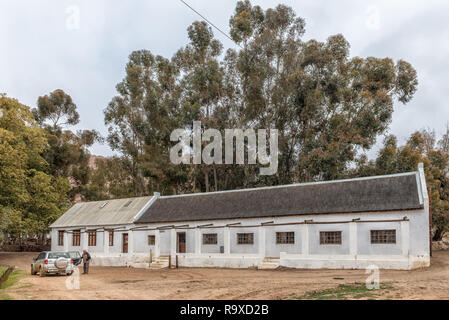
[{"left": 179, "top": 0, "right": 242, "bottom": 48}]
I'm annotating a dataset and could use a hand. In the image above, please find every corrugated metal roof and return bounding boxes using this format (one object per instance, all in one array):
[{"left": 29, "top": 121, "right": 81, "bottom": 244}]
[
  {"left": 50, "top": 196, "right": 153, "bottom": 228},
  {"left": 135, "top": 172, "right": 423, "bottom": 224}
]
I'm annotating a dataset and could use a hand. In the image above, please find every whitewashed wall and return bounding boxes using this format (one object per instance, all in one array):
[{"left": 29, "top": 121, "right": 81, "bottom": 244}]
[{"left": 51, "top": 205, "right": 430, "bottom": 270}]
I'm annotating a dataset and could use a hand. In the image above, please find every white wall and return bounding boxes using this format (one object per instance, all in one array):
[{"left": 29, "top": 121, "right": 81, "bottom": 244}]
[{"left": 51, "top": 208, "right": 430, "bottom": 270}]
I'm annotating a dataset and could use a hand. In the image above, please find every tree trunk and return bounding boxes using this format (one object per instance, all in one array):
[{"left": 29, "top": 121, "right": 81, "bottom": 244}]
[
  {"left": 213, "top": 165, "right": 218, "bottom": 191},
  {"left": 432, "top": 227, "right": 444, "bottom": 241},
  {"left": 204, "top": 167, "right": 209, "bottom": 193}
]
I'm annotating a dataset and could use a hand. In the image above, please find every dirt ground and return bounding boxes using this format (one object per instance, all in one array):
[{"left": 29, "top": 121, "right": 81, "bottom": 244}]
[{"left": 1, "top": 251, "right": 449, "bottom": 300}]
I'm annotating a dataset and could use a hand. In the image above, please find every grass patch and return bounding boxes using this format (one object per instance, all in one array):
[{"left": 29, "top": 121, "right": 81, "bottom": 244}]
[
  {"left": 16, "top": 282, "right": 33, "bottom": 289},
  {"left": 0, "top": 266, "right": 8, "bottom": 276},
  {"left": 294, "top": 283, "right": 393, "bottom": 300},
  {"left": 0, "top": 269, "right": 25, "bottom": 290},
  {"left": 0, "top": 292, "right": 13, "bottom": 300}
]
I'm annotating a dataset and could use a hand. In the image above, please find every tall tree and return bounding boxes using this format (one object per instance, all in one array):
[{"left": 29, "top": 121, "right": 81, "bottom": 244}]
[
  {"left": 0, "top": 95, "right": 69, "bottom": 243},
  {"left": 227, "top": 1, "right": 418, "bottom": 184},
  {"left": 34, "top": 89, "right": 79, "bottom": 129},
  {"left": 174, "top": 21, "right": 224, "bottom": 192},
  {"left": 104, "top": 50, "right": 183, "bottom": 196}
]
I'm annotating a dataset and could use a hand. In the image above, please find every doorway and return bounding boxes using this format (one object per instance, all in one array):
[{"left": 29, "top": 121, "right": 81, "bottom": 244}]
[
  {"left": 122, "top": 233, "right": 128, "bottom": 253},
  {"left": 177, "top": 232, "right": 186, "bottom": 253}
]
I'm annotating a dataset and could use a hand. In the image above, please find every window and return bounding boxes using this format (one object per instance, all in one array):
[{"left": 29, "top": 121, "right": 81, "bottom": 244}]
[
  {"left": 108, "top": 230, "right": 114, "bottom": 246},
  {"left": 203, "top": 233, "right": 217, "bottom": 245},
  {"left": 276, "top": 232, "right": 295, "bottom": 244},
  {"left": 58, "top": 230, "right": 64, "bottom": 246},
  {"left": 124, "top": 200, "right": 132, "bottom": 207},
  {"left": 237, "top": 233, "right": 254, "bottom": 245},
  {"left": 88, "top": 230, "right": 97, "bottom": 246},
  {"left": 320, "top": 231, "right": 342, "bottom": 245},
  {"left": 148, "top": 235, "right": 155, "bottom": 246},
  {"left": 371, "top": 230, "right": 396, "bottom": 244},
  {"left": 72, "top": 230, "right": 81, "bottom": 246},
  {"left": 48, "top": 252, "right": 69, "bottom": 259}
]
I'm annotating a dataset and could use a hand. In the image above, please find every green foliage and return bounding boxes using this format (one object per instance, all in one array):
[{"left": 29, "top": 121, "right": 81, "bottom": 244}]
[
  {"left": 0, "top": 269, "right": 25, "bottom": 290},
  {"left": 34, "top": 89, "right": 79, "bottom": 128},
  {"left": 0, "top": 96, "right": 69, "bottom": 240},
  {"left": 104, "top": 0, "right": 417, "bottom": 194}
]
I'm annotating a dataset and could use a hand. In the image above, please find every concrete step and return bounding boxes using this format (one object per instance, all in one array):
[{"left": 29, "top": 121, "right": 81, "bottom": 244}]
[
  {"left": 149, "top": 256, "right": 170, "bottom": 269},
  {"left": 257, "top": 258, "right": 280, "bottom": 270}
]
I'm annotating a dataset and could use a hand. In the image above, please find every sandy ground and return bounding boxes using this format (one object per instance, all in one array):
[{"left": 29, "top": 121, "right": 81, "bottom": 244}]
[{"left": 1, "top": 251, "right": 449, "bottom": 300}]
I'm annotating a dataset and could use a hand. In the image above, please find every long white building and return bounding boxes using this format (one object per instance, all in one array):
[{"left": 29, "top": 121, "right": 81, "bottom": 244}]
[{"left": 50, "top": 164, "right": 430, "bottom": 270}]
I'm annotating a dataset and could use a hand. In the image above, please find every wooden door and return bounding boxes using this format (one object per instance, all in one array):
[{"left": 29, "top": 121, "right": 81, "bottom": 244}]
[
  {"left": 122, "top": 233, "right": 128, "bottom": 253},
  {"left": 177, "top": 232, "right": 186, "bottom": 253}
]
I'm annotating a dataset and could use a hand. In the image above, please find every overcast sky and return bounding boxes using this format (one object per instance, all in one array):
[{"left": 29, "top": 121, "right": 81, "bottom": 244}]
[{"left": 1, "top": 0, "right": 448, "bottom": 157}]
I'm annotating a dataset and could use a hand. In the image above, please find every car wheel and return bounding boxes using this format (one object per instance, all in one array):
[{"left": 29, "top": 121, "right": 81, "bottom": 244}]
[
  {"left": 66, "top": 271, "right": 73, "bottom": 276},
  {"left": 31, "top": 265, "right": 36, "bottom": 275},
  {"left": 39, "top": 267, "right": 46, "bottom": 277}
]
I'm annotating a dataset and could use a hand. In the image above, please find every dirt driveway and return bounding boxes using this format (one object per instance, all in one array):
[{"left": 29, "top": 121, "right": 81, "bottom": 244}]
[{"left": 1, "top": 251, "right": 449, "bottom": 300}]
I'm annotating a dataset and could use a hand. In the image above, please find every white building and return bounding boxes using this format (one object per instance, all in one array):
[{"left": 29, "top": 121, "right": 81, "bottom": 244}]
[{"left": 50, "top": 164, "right": 430, "bottom": 270}]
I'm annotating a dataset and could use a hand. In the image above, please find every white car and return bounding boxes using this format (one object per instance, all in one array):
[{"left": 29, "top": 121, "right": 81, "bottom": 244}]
[{"left": 31, "top": 251, "right": 75, "bottom": 277}]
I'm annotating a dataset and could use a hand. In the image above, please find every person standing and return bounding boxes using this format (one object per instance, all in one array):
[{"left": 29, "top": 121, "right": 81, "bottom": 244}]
[{"left": 81, "top": 249, "right": 91, "bottom": 274}]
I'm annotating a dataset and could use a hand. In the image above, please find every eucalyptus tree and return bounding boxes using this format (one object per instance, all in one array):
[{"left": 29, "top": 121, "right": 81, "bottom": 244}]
[
  {"left": 105, "top": 50, "right": 184, "bottom": 196},
  {"left": 174, "top": 21, "right": 225, "bottom": 192},
  {"left": 227, "top": 1, "right": 418, "bottom": 184}
]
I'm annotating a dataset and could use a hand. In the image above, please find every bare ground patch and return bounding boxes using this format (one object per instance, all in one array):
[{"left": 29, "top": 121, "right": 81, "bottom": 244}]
[{"left": 1, "top": 251, "right": 449, "bottom": 300}]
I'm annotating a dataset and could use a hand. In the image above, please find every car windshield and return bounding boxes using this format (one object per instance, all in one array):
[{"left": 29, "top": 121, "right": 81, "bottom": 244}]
[
  {"left": 68, "top": 252, "right": 81, "bottom": 258},
  {"left": 47, "top": 252, "right": 69, "bottom": 259}
]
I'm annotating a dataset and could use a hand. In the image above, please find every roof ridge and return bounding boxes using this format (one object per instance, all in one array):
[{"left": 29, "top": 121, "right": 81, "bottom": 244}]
[
  {"left": 159, "top": 171, "right": 419, "bottom": 199},
  {"left": 72, "top": 195, "right": 153, "bottom": 205}
]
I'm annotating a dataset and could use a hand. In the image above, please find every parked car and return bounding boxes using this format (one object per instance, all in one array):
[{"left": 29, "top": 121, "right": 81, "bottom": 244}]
[
  {"left": 68, "top": 251, "right": 82, "bottom": 266},
  {"left": 31, "top": 251, "right": 74, "bottom": 277}
]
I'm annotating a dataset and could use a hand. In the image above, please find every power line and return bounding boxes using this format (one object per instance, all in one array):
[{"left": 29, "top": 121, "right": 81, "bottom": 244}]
[{"left": 179, "top": 0, "right": 242, "bottom": 48}]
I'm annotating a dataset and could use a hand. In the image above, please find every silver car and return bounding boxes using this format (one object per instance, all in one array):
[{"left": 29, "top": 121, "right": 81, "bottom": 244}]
[{"left": 31, "top": 251, "right": 75, "bottom": 277}]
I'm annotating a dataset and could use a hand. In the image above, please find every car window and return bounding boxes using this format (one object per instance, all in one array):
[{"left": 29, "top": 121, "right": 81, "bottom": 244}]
[
  {"left": 69, "top": 252, "right": 81, "bottom": 258},
  {"left": 37, "top": 253, "right": 45, "bottom": 260},
  {"left": 47, "top": 252, "right": 69, "bottom": 259}
]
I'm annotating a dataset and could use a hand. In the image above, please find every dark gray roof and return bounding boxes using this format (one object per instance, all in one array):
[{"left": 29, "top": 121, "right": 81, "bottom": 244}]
[{"left": 135, "top": 172, "right": 423, "bottom": 224}]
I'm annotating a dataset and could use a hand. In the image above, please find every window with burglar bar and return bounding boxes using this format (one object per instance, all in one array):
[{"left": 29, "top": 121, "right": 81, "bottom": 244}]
[
  {"left": 58, "top": 231, "right": 64, "bottom": 246},
  {"left": 107, "top": 229, "right": 114, "bottom": 246},
  {"left": 276, "top": 232, "right": 295, "bottom": 244},
  {"left": 88, "top": 230, "right": 97, "bottom": 246},
  {"left": 72, "top": 230, "right": 80, "bottom": 246},
  {"left": 148, "top": 235, "right": 155, "bottom": 246},
  {"left": 237, "top": 233, "right": 254, "bottom": 245},
  {"left": 371, "top": 230, "right": 396, "bottom": 244},
  {"left": 203, "top": 233, "right": 217, "bottom": 245},
  {"left": 320, "top": 231, "right": 342, "bottom": 245}
]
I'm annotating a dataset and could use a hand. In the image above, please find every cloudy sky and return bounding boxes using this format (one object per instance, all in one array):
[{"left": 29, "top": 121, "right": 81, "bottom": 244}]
[{"left": 1, "top": 0, "right": 448, "bottom": 157}]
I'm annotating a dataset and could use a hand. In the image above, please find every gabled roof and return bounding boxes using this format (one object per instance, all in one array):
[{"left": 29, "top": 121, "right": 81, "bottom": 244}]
[
  {"left": 50, "top": 196, "right": 153, "bottom": 228},
  {"left": 135, "top": 172, "right": 424, "bottom": 224}
]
